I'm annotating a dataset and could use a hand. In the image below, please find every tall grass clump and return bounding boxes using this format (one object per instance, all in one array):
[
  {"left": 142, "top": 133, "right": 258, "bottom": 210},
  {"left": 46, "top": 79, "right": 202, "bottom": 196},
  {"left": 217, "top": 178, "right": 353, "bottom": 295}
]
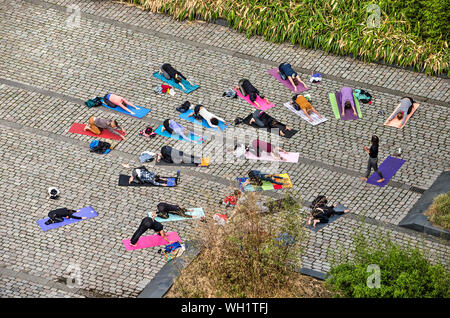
[
  {"left": 425, "top": 192, "right": 450, "bottom": 231},
  {"left": 122, "top": 0, "right": 449, "bottom": 75}
]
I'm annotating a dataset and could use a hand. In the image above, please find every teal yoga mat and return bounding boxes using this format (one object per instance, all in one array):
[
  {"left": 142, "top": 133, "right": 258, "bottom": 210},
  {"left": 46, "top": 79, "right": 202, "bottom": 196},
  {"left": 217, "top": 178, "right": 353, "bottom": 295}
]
[
  {"left": 153, "top": 72, "right": 199, "bottom": 94},
  {"left": 150, "top": 207, "right": 205, "bottom": 223}
]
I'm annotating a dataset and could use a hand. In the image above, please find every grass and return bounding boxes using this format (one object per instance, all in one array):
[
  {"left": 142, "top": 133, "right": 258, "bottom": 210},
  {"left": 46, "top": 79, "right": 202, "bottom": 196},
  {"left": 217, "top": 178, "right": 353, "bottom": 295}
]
[
  {"left": 425, "top": 192, "right": 450, "bottom": 231},
  {"left": 120, "top": 0, "right": 449, "bottom": 76}
]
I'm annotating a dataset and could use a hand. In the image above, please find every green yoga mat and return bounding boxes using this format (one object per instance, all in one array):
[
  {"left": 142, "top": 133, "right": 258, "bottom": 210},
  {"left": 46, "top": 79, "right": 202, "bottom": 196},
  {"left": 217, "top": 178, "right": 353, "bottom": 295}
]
[{"left": 329, "top": 92, "right": 362, "bottom": 120}]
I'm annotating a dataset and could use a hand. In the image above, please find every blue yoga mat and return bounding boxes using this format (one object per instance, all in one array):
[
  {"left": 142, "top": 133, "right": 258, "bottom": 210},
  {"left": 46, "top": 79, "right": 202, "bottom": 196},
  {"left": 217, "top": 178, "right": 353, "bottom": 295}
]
[
  {"left": 153, "top": 71, "right": 199, "bottom": 94},
  {"left": 150, "top": 207, "right": 205, "bottom": 223},
  {"left": 36, "top": 206, "right": 98, "bottom": 232},
  {"left": 154, "top": 125, "right": 206, "bottom": 144},
  {"left": 308, "top": 204, "right": 348, "bottom": 232},
  {"left": 178, "top": 110, "right": 227, "bottom": 131},
  {"left": 367, "top": 156, "right": 405, "bottom": 187},
  {"left": 101, "top": 99, "right": 150, "bottom": 119}
]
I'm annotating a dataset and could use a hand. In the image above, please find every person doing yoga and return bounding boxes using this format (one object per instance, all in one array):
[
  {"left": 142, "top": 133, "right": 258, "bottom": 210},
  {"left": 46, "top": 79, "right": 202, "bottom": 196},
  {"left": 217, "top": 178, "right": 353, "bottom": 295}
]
[
  {"left": 307, "top": 195, "right": 350, "bottom": 228},
  {"left": 248, "top": 139, "right": 288, "bottom": 161},
  {"left": 361, "top": 135, "right": 385, "bottom": 183},
  {"left": 44, "top": 208, "right": 86, "bottom": 225},
  {"left": 159, "top": 63, "right": 193, "bottom": 91},
  {"left": 157, "top": 145, "right": 209, "bottom": 166},
  {"left": 130, "top": 214, "right": 169, "bottom": 246},
  {"left": 292, "top": 95, "right": 322, "bottom": 123},
  {"left": 156, "top": 202, "right": 206, "bottom": 222},
  {"left": 278, "top": 62, "right": 309, "bottom": 92},
  {"left": 340, "top": 87, "right": 357, "bottom": 117},
  {"left": 161, "top": 119, "right": 204, "bottom": 144},
  {"left": 236, "top": 79, "right": 271, "bottom": 110},
  {"left": 188, "top": 104, "right": 229, "bottom": 129},
  {"left": 242, "top": 169, "right": 286, "bottom": 187},
  {"left": 386, "top": 97, "right": 415, "bottom": 128},
  {"left": 84, "top": 117, "right": 126, "bottom": 140},
  {"left": 103, "top": 93, "right": 140, "bottom": 115},
  {"left": 249, "top": 110, "right": 293, "bottom": 137},
  {"left": 128, "top": 166, "right": 179, "bottom": 186}
]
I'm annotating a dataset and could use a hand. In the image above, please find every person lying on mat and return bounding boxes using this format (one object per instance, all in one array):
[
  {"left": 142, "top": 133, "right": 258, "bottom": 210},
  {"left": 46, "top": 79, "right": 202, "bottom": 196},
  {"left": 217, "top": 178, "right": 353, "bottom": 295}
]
[
  {"left": 156, "top": 202, "right": 206, "bottom": 221},
  {"left": 128, "top": 166, "right": 179, "bottom": 186},
  {"left": 130, "top": 215, "right": 170, "bottom": 246},
  {"left": 44, "top": 208, "right": 86, "bottom": 225},
  {"left": 386, "top": 97, "right": 415, "bottom": 128},
  {"left": 84, "top": 117, "right": 127, "bottom": 140},
  {"left": 159, "top": 63, "right": 193, "bottom": 91},
  {"left": 292, "top": 95, "right": 323, "bottom": 123},
  {"left": 161, "top": 119, "right": 204, "bottom": 144},
  {"left": 307, "top": 195, "right": 350, "bottom": 228},
  {"left": 339, "top": 87, "right": 357, "bottom": 117},
  {"left": 249, "top": 111, "right": 293, "bottom": 137},
  {"left": 156, "top": 145, "right": 208, "bottom": 166},
  {"left": 278, "top": 62, "right": 309, "bottom": 92},
  {"left": 248, "top": 138, "right": 288, "bottom": 161},
  {"left": 104, "top": 93, "right": 140, "bottom": 115},
  {"left": 242, "top": 170, "right": 285, "bottom": 187},
  {"left": 236, "top": 79, "right": 271, "bottom": 110},
  {"left": 188, "top": 104, "right": 229, "bottom": 129},
  {"left": 361, "top": 135, "right": 385, "bottom": 183}
]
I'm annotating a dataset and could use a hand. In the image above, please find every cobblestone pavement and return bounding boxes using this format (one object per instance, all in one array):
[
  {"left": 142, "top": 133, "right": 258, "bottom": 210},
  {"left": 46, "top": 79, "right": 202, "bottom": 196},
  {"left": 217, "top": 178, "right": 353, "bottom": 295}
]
[{"left": 0, "top": 0, "right": 449, "bottom": 297}]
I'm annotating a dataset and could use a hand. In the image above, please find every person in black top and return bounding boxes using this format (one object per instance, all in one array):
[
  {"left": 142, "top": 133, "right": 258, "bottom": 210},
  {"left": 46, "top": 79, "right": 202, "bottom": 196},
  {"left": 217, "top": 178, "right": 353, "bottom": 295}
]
[
  {"left": 157, "top": 145, "right": 201, "bottom": 165},
  {"left": 235, "top": 79, "right": 271, "bottom": 110},
  {"left": 130, "top": 214, "right": 170, "bottom": 246},
  {"left": 307, "top": 195, "right": 350, "bottom": 228},
  {"left": 159, "top": 63, "right": 194, "bottom": 91},
  {"left": 44, "top": 208, "right": 86, "bottom": 225},
  {"left": 361, "top": 135, "right": 385, "bottom": 183}
]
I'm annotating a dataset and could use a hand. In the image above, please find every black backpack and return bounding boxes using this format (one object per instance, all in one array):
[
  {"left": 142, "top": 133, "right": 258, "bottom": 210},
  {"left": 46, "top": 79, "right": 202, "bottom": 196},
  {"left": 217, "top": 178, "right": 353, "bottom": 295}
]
[{"left": 89, "top": 140, "right": 111, "bottom": 154}]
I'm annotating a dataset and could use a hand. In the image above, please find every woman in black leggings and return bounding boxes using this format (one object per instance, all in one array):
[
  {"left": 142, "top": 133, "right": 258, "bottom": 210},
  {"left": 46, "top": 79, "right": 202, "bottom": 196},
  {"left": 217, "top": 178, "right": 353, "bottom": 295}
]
[
  {"left": 157, "top": 146, "right": 201, "bottom": 165},
  {"left": 361, "top": 135, "right": 385, "bottom": 183},
  {"left": 45, "top": 208, "right": 86, "bottom": 225},
  {"left": 130, "top": 214, "right": 169, "bottom": 246}
]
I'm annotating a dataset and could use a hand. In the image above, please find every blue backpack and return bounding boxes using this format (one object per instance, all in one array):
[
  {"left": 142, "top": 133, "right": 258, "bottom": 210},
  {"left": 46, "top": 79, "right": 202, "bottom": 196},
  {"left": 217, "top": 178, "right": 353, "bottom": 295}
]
[
  {"left": 164, "top": 241, "right": 182, "bottom": 253},
  {"left": 89, "top": 140, "right": 111, "bottom": 154}
]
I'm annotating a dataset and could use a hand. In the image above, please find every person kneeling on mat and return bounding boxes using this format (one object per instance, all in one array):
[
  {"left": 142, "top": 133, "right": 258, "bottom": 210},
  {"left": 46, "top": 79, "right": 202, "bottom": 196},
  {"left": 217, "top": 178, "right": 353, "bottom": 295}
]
[
  {"left": 130, "top": 214, "right": 169, "bottom": 246},
  {"left": 292, "top": 95, "right": 322, "bottom": 123},
  {"left": 44, "top": 207, "right": 86, "bottom": 225},
  {"left": 386, "top": 97, "right": 415, "bottom": 128},
  {"left": 156, "top": 145, "right": 208, "bottom": 166},
  {"left": 235, "top": 79, "right": 271, "bottom": 110},
  {"left": 278, "top": 62, "right": 309, "bottom": 92},
  {"left": 161, "top": 119, "right": 204, "bottom": 144},
  {"left": 103, "top": 93, "right": 140, "bottom": 116},
  {"left": 159, "top": 63, "right": 194, "bottom": 91},
  {"left": 307, "top": 195, "right": 349, "bottom": 228},
  {"left": 248, "top": 138, "right": 288, "bottom": 161},
  {"left": 339, "top": 87, "right": 358, "bottom": 117},
  {"left": 188, "top": 104, "right": 229, "bottom": 129},
  {"left": 84, "top": 117, "right": 127, "bottom": 140},
  {"left": 129, "top": 166, "right": 180, "bottom": 186},
  {"left": 242, "top": 170, "right": 285, "bottom": 187},
  {"left": 249, "top": 111, "right": 293, "bottom": 137},
  {"left": 156, "top": 202, "right": 206, "bottom": 221}
]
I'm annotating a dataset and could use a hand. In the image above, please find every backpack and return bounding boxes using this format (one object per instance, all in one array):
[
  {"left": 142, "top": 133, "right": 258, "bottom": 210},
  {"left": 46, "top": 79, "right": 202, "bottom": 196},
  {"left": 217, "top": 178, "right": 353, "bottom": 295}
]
[
  {"left": 89, "top": 140, "right": 111, "bottom": 154},
  {"left": 354, "top": 89, "right": 372, "bottom": 104},
  {"left": 164, "top": 241, "right": 182, "bottom": 254},
  {"left": 176, "top": 101, "right": 191, "bottom": 113},
  {"left": 85, "top": 97, "right": 102, "bottom": 108}
]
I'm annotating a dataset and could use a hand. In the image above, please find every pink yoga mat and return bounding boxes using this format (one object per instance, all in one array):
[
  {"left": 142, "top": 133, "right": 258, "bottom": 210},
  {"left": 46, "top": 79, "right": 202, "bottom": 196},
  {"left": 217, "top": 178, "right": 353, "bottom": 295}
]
[
  {"left": 235, "top": 89, "right": 275, "bottom": 111},
  {"left": 245, "top": 151, "right": 299, "bottom": 163},
  {"left": 267, "top": 68, "right": 310, "bottom": 93},
  {"left": 123, "top": 231, "right": 181, "bottom": 251},
  {"left": 68, "top": 123, "right": 125, "bottom": 140}
]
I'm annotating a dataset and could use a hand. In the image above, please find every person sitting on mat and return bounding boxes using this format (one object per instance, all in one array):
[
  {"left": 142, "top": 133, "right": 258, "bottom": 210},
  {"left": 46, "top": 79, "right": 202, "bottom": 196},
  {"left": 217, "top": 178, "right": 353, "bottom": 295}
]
[
  {"left": 156, "top": 145, "right": 209, "bottom": 166},
  {"left": 278, "top": 62, "right": 309, "bottom": 92},
  {"left": 103, "top": 93, "right": 140, "bottom": 115},
  {"left": 307, "top": 195, "right": 350, "bottom": 228},
  {"left": 130, "top": 214, "right": 170, "bottom": 246},
  {"left": 249, "top": 111, "right": 293, "bottom": 137},
  {"left": 386, "top": 97, "right": 415, "bottom": 128},
  {"left": 128, "top": 166, "right": 180, "bottom": 186},
  {"left": 292, "top": 95, "right": 322, "bottom": 123},
  {"left": 361, "top": 135, "right": 385, "bottom": 183},
  {"left": 44, "top": 208, "right": 86, "bottom": 225},
  {"left": 242, "top": 170, "right": 285, "bottom": 187},
  {"left": 161, "top": 119, "right": 204, "bottom": 144},
  {"left": 248, "top": 138, "right": 288, "bottom": 161},
  {"left": 84, "top": 117, "right": 127, "bottom": 140},
  {"left": 339, "top": 87, "right": 357, "bottom": 117},
  {"left": 235, "top": 79, "right": 271, "bottom": 110},
  {"left": 159, "top": 63, "right": 193, "bottom": 91},
  {"left": 188, "top": 104, "right": 229, "bottom": 129}
]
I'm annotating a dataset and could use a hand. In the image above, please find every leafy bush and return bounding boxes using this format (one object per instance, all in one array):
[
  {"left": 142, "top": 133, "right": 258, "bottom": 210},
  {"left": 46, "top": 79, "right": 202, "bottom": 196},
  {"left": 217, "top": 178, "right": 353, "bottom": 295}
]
[
  {"left": 425, "top": 192, "right": 450, "bottom": 231},
  {"left": 326, "top": 230, "right": 450, "bottom": 297}
]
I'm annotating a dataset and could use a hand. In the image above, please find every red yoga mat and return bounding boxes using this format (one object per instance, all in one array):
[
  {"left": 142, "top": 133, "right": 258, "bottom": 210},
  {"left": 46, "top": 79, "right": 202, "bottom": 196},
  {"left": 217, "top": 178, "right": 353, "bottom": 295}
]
[
  {"left": 123, "top": 231, "right": 181, "bottom": 251},
  {"left": 68, "top": 123, "right": 125, "bottom": 140}
]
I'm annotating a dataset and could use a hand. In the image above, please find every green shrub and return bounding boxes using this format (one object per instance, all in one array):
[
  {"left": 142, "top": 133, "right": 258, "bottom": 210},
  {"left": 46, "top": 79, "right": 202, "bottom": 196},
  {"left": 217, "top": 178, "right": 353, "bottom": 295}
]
[{"left": 426, "top": 192, "right": 450, "bottom": 230}]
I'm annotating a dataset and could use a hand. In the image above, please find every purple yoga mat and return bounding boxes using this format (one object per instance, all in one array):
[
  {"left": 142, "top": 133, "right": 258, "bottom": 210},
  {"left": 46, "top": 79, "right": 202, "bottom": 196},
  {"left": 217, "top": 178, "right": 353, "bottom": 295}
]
[
  {"left": 367, "top": 156, "right": 405, "bottom": 187},
  {"left": 267, "top": 68, "right": 310, "bottom": 93},
  {"left": 335, "top": 92, "right": 358, "bottom": 120},
  {"left": 36, "top": 206, "right": 98, "bottom": 231}
]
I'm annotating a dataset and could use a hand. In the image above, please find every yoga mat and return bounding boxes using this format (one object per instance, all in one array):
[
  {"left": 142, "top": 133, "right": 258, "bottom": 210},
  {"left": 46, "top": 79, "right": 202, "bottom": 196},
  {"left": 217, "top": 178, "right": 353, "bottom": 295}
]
[
  {"left": 152, "top": 71, "right": 199, "bottom": 94},
  {"left": 178, "top": 109, "right": 227, "bottom": 131},
  {"left": 367, "top": 156, "right": 405, "bottom": 187},
  {"left": 123, "top": 231, "right": 181, "bottom": 251},
  {"left": 245, "top": 150, "right": 299, "bottom": 163},
  {"left": 235, "top": 89, "right": 275, "bottom": 111},
  {"left": 242, "top": 113, "right": 298, "bottom": 138},
  {"left": 237, "top": 173, "right": 292, "bottom": 192},
  {"left": 309, "top": 214, "right": 344, "bottom": 232},
  {"left": 68, "top": 123, "right": 124, "bottom": 141},
  {"left": 384, "top": 103, "right": 420, "bottom": 128},
  {"left": 283, "top": 102, "right": 328, "bottom": 126},
  {"left": 118, "top": 175, "right": 176, "bottom": 187},
  {"left": 150, "top": 207, "right": 205, "bottom": 223},
  {"left": 329, "top": 92, "right": 362, "bottom": 120},
  {"left": 154, "top": 125, "right": 206, "bottom": 144},
  {"left": 267, "top": 68, "right": 310, "bottom": 93},
  {"left": 37, "top": 206, "right": 98, "bottom": 232},
  {"left": 101, "top": 99, "right": 150, "bottom": 119}
]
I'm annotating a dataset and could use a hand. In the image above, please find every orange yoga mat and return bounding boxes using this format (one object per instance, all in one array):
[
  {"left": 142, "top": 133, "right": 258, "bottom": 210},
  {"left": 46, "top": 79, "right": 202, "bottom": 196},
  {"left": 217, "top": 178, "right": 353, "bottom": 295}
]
[{"left": 384, "top": 103, "right": 419, "bottom": 128}]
